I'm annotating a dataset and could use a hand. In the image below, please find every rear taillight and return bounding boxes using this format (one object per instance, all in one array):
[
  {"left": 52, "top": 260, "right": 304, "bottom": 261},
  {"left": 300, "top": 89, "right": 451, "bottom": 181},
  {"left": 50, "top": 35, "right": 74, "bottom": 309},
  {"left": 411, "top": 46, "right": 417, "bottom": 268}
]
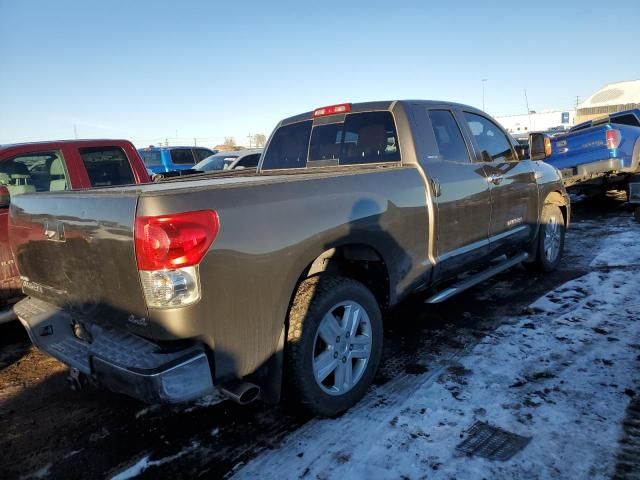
[
  {"left": 606, "top": 129, "right": 621, "bottom": 150},
  {"left": 135, "top": 210, "right": 219, "bottom": 308},
  {"left": 135, "top": 210, "right": 219, "bottom": 271}
]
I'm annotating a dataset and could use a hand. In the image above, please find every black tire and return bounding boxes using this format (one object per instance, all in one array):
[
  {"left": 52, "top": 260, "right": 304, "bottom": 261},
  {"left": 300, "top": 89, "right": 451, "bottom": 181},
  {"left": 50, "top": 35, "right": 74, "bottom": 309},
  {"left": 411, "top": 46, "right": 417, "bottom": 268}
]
[
  {"left": 527, "top": 204, "right": 565, "bottom": 272},
  {"left": 286, "top": 275, "right": 383, "bottom": 417}
]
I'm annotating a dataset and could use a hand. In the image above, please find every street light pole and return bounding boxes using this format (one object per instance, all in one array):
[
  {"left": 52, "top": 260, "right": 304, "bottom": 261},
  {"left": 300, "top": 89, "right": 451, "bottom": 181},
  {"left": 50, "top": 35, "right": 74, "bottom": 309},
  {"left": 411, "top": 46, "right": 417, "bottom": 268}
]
[{"left": 482, "top": 79, "right": 487, "bottom": 111}]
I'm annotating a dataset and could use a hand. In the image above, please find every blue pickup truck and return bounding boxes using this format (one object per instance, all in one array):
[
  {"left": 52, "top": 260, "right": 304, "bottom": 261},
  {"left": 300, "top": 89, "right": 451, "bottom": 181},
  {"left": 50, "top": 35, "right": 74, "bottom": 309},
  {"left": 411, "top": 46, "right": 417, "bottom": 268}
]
[
  {"left": 138, "top": 146, "right": 217, "bottom": 174},
  {"left": 532, "top": 109, "right": 640, "bottom": 190}
]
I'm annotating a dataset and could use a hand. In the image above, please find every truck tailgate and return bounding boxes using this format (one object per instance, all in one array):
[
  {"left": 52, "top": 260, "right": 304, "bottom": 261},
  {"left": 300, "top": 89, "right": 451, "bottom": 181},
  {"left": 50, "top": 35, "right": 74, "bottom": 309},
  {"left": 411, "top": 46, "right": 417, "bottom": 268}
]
[
  {"left": 9, "top": 191, "right": 149, "bottom": 332},
  {"left": 550, "top": 126, "right": 615, "bottom": 171}
]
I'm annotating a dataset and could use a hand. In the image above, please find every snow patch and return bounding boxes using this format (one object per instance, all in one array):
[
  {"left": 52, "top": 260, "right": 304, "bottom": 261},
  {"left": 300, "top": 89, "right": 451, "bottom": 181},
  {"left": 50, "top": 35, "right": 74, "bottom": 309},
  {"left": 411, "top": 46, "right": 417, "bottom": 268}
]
[
  {"left": 110, "top": 441, "right": 200, "bottom": 480},
  {"left": 234, "top": 233, "right": 640, "bottom": 479}
]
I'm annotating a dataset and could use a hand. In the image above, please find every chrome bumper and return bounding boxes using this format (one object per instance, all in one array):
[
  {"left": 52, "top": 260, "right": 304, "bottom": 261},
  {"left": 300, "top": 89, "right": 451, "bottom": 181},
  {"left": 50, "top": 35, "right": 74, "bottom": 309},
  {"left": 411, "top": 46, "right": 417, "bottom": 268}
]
[{"left": 14, "top": 296, "right": 215, "bottom": 404}]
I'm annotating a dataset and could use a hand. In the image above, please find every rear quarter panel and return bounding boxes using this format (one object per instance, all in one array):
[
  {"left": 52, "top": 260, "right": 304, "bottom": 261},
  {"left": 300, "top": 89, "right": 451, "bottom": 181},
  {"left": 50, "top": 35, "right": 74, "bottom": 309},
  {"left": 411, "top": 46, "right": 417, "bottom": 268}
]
[{"left": 138, "top": 167, "right": 430, "bottom": 380}]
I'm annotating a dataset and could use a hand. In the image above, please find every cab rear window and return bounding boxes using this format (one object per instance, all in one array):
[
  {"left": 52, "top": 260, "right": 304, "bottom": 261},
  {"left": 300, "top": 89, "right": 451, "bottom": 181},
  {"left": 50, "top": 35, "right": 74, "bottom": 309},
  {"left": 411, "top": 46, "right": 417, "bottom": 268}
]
[{"left": 262, "top": 111, "right": 400, "bottom": 170}]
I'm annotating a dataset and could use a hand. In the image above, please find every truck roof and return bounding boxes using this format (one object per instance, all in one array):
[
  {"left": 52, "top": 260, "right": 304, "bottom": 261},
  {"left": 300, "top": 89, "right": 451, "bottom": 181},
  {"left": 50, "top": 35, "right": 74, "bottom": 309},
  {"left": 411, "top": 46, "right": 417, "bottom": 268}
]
[
  {"left": 278, "top": 99, "right": 484, "bottom": 126},
  {"left": 0, "top": 139, "right": 136, "bottom": 155}
]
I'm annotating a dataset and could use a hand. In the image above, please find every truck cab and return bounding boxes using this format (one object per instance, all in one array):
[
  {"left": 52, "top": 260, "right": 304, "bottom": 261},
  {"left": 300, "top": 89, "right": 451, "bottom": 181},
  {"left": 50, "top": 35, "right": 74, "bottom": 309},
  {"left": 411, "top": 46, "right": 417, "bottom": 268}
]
[{"left": 0, "top": 139, "right": 150, "bottom": 323}]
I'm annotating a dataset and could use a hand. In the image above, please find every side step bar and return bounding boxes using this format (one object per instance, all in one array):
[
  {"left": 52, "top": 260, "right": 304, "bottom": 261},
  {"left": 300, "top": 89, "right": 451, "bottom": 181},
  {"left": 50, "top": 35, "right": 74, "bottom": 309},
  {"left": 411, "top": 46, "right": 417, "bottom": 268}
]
[{"left": 425, "top": 252, "right": 529, "bottom": 304}]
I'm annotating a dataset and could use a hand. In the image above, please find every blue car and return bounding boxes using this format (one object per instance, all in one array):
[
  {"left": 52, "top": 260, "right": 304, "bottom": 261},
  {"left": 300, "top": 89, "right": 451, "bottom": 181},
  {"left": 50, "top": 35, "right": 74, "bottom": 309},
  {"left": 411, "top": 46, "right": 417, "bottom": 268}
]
[
  {"left": 138, "top": 146, "right": 217, "bottom": 174},
  {"left": 533, "top": 109, "right": 640, "bottom": 190}
]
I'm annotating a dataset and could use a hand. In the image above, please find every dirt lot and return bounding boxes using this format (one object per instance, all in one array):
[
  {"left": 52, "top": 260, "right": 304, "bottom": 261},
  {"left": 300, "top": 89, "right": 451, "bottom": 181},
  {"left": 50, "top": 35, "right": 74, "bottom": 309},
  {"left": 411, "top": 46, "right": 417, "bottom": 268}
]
[{"left": 0, "top": 193, "right": 636, "bottom": 480}]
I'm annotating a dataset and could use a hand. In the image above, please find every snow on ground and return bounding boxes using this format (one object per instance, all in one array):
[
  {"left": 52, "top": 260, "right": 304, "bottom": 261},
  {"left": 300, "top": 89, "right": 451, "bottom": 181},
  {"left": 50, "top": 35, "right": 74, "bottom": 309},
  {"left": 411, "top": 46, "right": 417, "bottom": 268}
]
[{"left": 234, "top": 226, "right": 640, "bottom": 480}]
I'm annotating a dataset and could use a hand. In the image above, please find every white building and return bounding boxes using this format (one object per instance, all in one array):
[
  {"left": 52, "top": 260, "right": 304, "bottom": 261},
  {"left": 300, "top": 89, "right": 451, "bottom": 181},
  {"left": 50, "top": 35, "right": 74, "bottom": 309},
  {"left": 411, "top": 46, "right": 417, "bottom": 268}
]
[
  {"left": 495, "top": 110, "right": 575, "bottom": 138},
  {"left": 576, "top": 79, "right": 640, "bottom": 123}
]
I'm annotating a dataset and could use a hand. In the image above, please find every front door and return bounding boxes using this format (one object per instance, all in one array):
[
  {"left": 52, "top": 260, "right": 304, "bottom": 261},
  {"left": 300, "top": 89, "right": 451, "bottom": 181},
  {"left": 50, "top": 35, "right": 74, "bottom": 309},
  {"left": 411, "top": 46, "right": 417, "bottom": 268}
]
[
  {"left": 416, "top": 107, "right": 493, "bottom": 279},
  {"left": 460, "top": 112, "right": 538, "bottom": 255}
]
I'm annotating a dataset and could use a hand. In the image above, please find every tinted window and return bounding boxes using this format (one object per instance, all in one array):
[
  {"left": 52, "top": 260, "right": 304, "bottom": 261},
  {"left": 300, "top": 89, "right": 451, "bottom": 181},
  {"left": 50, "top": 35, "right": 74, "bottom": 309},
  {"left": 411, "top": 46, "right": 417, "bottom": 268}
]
[
  {"left": 611, "top": 114, "right": 640, "bottom": 128},
  {"left": 309, "top": 123, "right": 343, "bottom": 163},
  {"left": 0, "top": 151, "right": 66, "bottom": 194},
  {"left": 235, "top": 154, "right": 260, "bottom": 169},
  {"left": 463, "top": 112, "right": 515, "bottom": 162},
  {"left": 340, "top": 111, "right": 400, "bottom": 165},
  {"left": 194, "top": 148, "right": 214, "bottom": 161},
  {"left": 428, "top": 110, "right": 470, "bottom": 162},
  {"left": 170, "top": 149, "right": 196, "bottom": 165},
  {"left": 79, "top": 147, "right": 135, "bottom": 187},
  {"left": 262, "top": 121, "right": 313, "bottom": 170},
  {"left": 140, "top": 149, "right": 162, "bottom": 167}
]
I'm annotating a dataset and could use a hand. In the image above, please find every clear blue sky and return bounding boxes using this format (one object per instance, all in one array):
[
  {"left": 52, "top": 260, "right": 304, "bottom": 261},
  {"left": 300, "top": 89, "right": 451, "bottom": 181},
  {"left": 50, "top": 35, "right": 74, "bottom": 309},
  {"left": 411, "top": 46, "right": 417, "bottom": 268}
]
[{"left": 1, "top": 0, "right": 639, "bottom": 148}]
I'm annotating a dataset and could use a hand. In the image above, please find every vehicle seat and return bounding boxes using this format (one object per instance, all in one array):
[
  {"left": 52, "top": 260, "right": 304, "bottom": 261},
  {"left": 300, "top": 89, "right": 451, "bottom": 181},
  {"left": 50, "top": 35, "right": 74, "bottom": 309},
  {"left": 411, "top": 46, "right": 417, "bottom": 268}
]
[
  {"left": 354, "top": 125, "right": 388, "bottom": 162},
  {"left": 7, "top": 163, "right": 36, "bottom": 195},
  {"left": 49, "top": 157, "right": 68, "bottom": 191}
]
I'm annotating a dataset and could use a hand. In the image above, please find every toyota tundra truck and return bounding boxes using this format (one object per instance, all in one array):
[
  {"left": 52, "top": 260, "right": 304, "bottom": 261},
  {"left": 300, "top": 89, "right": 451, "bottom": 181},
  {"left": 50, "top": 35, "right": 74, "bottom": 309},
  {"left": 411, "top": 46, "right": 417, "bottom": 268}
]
[{"left": 10, "top": 101, "right": 569, "bottom": 416}]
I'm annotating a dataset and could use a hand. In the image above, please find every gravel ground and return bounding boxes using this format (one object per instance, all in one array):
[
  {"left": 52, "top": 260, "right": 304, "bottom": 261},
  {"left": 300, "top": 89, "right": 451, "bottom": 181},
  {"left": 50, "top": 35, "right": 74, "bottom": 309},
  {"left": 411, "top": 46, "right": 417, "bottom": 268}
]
[{"left": 0, "top": 192, "right": 635, "bottom": 480}]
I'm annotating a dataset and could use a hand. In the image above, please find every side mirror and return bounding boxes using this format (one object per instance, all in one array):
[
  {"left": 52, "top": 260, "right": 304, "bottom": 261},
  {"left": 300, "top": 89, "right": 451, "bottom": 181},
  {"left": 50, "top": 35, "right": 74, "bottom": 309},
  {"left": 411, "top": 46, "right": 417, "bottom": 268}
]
[
  {"left": 529, "top": 133, "right": 552, "bottom": 161},
  {"left": 514, "top": 144, "right": 530, "bottom": 160},
  {"left": 0, "top": 186, "right": 10, "bottom": 208}
]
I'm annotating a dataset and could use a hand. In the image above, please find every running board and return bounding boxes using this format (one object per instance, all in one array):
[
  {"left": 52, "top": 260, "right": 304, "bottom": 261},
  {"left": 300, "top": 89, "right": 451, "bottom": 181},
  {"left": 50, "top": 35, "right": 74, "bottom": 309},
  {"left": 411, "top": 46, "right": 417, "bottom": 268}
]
[{"left": 425, "top": 252, "right": 529, "bottom": 304}]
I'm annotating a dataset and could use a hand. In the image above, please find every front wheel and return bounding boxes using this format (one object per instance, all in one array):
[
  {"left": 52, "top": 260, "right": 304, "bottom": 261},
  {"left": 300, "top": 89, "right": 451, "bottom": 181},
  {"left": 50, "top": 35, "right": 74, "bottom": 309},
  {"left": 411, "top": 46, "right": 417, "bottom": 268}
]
[
  {"left": 286, "top": 275, "right": 383, "bottom": 417},
  {"left": 528, "top": 204, "right": 566, "bottom": 272}
]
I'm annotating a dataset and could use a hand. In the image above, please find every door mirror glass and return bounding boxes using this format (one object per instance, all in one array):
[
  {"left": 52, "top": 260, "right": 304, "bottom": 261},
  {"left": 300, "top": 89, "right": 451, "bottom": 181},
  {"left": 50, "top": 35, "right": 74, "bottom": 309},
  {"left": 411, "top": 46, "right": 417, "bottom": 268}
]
[
  {"left": 0, "top": 185, "right": 10, "bottom": 208},
  {"left": 529, "top": 133, "right": 552, "bottom": 160},
  {"left": 514, "top": 144, "right": 530, "bottom": 160}
]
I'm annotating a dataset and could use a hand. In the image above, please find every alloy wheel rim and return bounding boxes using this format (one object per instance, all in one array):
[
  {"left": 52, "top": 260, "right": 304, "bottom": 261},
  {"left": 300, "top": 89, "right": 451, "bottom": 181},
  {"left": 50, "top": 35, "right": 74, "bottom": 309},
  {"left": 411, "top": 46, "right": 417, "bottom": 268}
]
[
  {"left": 543, "top": 216, "right": 561, "bottom": 262},
  {"left": 312, "top": 300, "right": 372, "bottom": 396}
]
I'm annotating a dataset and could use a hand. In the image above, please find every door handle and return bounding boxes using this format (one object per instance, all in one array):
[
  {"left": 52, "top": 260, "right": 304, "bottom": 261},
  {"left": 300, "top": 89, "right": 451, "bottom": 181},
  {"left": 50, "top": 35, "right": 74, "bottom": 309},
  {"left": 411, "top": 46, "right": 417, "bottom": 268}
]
[{"left": 488, "top": 174, "right": 503, "bottom": 185}]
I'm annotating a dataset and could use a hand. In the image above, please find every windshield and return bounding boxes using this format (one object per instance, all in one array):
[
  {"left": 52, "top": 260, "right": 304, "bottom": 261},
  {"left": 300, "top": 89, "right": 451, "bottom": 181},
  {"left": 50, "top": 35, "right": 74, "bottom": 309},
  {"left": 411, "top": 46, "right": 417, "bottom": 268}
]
[{"left": 194, "top": 154, "right": 238, "bottom": 171}]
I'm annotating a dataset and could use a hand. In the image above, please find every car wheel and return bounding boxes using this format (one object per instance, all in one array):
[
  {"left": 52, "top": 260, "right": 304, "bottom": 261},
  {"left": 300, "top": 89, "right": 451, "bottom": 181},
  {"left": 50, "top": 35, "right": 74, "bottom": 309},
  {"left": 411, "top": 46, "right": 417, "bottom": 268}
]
[
  {"left": 286, "top": 275, "right": 383, "bottom": 417},
  {"left": 528, "top": 204, "right": 565, "bottom": 272}
]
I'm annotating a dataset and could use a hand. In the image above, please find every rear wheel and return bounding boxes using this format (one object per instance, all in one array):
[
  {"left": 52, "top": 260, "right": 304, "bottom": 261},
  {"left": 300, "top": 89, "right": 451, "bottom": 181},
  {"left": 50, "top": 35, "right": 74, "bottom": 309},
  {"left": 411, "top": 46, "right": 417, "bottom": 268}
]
[
  {"left": 528, "top": 204, "right": 565, "bottom": 272},
  {"left": 286, "top": 275, "right": 383, "bottom": 417}
]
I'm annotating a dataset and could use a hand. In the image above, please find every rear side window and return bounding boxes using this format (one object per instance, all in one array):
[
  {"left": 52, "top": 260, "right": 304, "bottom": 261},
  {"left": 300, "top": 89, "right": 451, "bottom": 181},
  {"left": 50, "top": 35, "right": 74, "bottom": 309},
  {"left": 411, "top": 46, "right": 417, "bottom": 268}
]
[
  {"left": 262, "top": 111, "right": 400, "bottom": 170},
  {"left": 140, "top": 149, "right": 162, "bottom": 167},
  {"left": 170, "top": 149, "right": 196, "bottom": 165},
  {"left": 428, "top": 110, "right": 470, "bottom": 162},
  {"left": 0, "top": 151, "right": 67, "bottom": 193},
  {"left": 79, "top": 147, "right": 135, "bottom": 187},
  {"left": 611, "top": 114, "right": 640, "bottom": 128},
  {"left": 463, "top": 112, "right": 515, "bottom": 162}
]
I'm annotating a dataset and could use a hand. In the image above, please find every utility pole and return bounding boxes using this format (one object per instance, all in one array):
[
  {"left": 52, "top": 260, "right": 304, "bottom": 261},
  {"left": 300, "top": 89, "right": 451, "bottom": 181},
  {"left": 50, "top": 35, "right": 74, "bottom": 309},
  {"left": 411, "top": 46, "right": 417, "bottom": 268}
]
[
  {"left": 73, "top": 124, "right": 78, "bottom": 139},
  {"left": 194, "top": 138, "right": 197, "bottom": 146},
  {"left": 481, "top": 79, "right": 488, "bottom": 111},
  {"left": 524, "top": 89, "right": 532, "bottom": 130},
  {"left": 247, "top": 133, "right": 253, "bottom": 149}
]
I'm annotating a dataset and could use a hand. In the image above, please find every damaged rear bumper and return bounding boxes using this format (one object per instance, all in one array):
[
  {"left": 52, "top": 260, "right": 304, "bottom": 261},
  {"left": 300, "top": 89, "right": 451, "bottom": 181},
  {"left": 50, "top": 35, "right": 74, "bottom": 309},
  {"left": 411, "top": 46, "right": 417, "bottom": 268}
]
[{"left": 14, "top": 296, "right": 215, "bottom": 404}]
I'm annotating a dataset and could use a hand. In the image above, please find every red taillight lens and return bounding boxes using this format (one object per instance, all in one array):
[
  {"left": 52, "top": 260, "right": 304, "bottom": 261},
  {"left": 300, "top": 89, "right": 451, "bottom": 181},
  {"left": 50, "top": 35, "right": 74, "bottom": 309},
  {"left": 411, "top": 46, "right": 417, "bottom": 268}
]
[
  {"left": 606, "top": 129, "right": 621, "bottom": 149},
  {"left": 313, "top": 103, "right": 351, "bottom": 118},
  {"left": 135, "top": 210, "right": 219, "bottom": 271}
]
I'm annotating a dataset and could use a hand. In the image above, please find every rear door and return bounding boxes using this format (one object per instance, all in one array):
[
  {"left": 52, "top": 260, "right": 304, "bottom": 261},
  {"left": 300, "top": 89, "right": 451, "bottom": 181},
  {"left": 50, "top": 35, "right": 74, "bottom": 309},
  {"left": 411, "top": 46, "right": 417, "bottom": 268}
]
[
  {"left": 0, "top": 148, "right": 78, "bottom": 305},
  {"left": 460, "top": 111, "right": 538, "bottom": 255},
  {"left": 414, "top": 106, "right": 492, "bottom": 278}
]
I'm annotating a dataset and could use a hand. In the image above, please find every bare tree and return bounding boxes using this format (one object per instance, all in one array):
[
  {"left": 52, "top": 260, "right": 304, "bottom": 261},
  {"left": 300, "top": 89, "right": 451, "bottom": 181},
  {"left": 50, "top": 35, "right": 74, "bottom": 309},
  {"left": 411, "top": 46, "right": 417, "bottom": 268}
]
[
  {"left": 223, "top": 137, "right": 236, "bottom": 149},
  {"left": 253, "top": 133, "right": 267, "bottom": 148}
]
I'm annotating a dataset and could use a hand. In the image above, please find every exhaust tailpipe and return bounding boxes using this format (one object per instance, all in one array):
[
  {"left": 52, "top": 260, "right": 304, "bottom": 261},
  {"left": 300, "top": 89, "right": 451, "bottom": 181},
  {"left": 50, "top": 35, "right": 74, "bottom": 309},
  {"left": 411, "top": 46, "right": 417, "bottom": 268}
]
[{"left": 219, "top": 380, "right": 260, "bottom": 405}]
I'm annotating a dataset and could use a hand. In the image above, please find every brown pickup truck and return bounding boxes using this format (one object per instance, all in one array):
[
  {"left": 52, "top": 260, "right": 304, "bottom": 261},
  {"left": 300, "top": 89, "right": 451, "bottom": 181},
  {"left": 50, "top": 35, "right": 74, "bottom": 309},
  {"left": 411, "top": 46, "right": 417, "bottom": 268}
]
[{"left": 10, "top": 101, "right": 569, "bottom": 416}]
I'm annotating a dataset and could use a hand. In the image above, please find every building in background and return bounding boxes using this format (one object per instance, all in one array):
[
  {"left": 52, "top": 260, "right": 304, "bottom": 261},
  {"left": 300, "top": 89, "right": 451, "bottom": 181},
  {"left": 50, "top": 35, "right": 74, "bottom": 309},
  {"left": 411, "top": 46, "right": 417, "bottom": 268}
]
[
  {"left": 495, "top": 110, "right": 575, "bottom": 139},
  {"left": 576, "top": 79, "right": 640, "bottom": 123}
]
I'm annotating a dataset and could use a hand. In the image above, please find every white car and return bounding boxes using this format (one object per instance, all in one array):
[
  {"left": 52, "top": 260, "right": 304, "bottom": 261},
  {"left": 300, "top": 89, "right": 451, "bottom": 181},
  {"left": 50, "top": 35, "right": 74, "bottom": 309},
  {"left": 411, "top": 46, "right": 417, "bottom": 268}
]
[{"left": 194, "top": 148, "right": 263, "bottom": 172}]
